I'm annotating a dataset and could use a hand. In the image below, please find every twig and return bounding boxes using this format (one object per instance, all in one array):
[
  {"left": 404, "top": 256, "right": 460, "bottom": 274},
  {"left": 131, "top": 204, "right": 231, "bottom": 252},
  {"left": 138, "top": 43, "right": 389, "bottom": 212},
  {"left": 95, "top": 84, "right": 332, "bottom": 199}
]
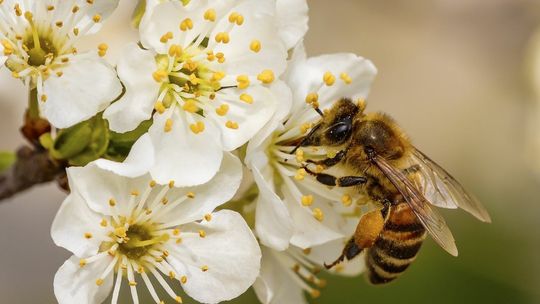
[{"left": 0, "top": 146, "right": 64, "bottom": 201}]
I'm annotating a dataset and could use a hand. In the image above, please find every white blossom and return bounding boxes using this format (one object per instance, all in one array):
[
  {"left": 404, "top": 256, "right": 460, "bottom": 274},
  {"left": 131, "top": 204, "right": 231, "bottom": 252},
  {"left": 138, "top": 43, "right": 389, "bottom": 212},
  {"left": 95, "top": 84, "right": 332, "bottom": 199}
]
[
  {"left": 0, "top": 0, "right": 122, "bottom": 128},
  {"left": 245, "top": 45, "right": 378, "bottom": 250},
  {"left": 51, "top": 153, "right": 261, "bottom": 304},
  {"left": 103, "top": 0, "right": 289, "bottom": 187}
]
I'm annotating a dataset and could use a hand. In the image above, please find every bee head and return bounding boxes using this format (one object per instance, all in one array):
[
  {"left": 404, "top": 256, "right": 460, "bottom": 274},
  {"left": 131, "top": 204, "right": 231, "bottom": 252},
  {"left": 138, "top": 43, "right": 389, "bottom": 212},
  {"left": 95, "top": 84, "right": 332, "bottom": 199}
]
[
  {"left": 354, "top": 114, "right": 407, "bottom": 160},
  {"left": 309, "top": 98, "right": 360, "bottom": 147}
]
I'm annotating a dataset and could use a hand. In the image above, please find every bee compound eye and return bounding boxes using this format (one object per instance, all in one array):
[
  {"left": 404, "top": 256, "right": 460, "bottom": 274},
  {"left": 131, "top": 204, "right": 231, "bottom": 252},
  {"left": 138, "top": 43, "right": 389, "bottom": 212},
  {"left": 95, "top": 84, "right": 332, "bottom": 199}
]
[{"left": 327, "top": 121, "right": 352, "bottom": 143}]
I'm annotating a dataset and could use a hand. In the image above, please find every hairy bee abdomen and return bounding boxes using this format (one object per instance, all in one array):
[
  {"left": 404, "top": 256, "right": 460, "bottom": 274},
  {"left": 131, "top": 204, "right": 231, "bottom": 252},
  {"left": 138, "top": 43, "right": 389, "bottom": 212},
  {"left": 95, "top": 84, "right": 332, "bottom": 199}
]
[{"left": 365, "top": 204, "right": 426, "bottom": 284}]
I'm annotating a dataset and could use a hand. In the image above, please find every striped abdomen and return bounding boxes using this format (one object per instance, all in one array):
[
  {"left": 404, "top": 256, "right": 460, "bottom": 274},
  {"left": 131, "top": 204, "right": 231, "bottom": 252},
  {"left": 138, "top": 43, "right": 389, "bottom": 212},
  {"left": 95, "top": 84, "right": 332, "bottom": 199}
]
[{"left": 365, "top": 203, "right": 426, "bottom": 284}]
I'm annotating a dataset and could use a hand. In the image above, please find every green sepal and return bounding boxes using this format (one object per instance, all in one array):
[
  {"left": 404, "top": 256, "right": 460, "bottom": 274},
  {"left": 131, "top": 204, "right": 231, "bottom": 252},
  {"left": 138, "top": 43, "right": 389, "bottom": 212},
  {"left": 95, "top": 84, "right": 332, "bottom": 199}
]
[
  {"left": 0, "top": 151, "right": 16, "bottom": 173},
  {"left": 68, "top": 116, "right": 110, "bottom": 166},
  {"left": 131, "top": 0, "right": 146, "bottom": 29},
  {"left": 51, "top": 120, "right": 93, "bottom": 160},
  {"left": 105, "top": 119, "right": 152, "bottom": 162}
]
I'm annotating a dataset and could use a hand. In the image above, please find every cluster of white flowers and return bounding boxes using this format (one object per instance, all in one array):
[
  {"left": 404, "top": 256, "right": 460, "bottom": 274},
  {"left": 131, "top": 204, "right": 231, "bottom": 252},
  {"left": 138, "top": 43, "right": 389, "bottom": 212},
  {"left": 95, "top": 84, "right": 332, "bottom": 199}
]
[{"left": 1, "top": 0, "right": 379, "bottom": 303}]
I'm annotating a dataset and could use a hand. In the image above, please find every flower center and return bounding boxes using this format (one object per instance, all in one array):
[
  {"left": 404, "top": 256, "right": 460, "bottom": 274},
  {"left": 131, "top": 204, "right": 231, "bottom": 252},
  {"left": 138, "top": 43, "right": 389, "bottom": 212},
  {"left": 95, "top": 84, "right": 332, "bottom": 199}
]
[
  {"left": 116, "top": 224, "right": 170, "bottom": 261},
  {"left": 25, "top": 35, "right": 58, "bottom": 67}
]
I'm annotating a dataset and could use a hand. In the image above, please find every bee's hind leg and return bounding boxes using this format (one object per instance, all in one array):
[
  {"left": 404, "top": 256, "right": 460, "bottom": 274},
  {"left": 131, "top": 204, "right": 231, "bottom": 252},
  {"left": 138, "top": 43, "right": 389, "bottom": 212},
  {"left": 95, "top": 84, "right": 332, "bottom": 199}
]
[{"left": 324, "top": 238, "right": 363, "bottom": 269}]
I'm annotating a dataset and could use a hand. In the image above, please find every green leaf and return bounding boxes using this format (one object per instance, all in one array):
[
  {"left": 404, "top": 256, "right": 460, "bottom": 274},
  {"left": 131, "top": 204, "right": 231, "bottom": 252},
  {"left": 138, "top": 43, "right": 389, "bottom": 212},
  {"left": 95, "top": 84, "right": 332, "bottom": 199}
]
[
  {"left": 106, "top": 119, "right": 152, "bottom": 162},
  {"left": 0, "top": 152, "right": 16, "bottom": 173}
]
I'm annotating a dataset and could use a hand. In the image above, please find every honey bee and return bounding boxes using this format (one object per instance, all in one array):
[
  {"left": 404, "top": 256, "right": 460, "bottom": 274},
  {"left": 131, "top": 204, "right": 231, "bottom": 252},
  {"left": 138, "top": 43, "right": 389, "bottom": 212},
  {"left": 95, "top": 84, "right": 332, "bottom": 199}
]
[{"left": 286, "top": 98, "right": 491, "bottom": 284}]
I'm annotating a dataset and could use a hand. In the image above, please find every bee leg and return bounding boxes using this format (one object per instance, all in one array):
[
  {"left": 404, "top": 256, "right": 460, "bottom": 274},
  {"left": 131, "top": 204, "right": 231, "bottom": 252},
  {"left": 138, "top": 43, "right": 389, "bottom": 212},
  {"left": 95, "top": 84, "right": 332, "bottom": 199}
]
[
  {"left": 324, "top": 238, "right": 362, "bottom": 269},
  {"left": 306, "top": 149, "right": 347, "bottom": 168},
  {"left": 303, "top": 166, "right": 367, "bottom": 187}
]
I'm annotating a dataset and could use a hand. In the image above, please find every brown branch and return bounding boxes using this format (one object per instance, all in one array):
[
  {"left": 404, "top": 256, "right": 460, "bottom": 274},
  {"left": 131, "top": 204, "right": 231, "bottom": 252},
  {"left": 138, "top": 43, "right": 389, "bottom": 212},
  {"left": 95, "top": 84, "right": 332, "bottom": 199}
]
[{"left": 0, "top": 146, "right": 65, "bottom": 201}]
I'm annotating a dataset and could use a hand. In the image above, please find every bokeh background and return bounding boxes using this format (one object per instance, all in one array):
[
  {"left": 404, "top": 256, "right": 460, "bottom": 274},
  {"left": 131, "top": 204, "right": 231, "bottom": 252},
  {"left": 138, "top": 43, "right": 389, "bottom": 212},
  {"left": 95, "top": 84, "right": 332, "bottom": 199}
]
[{"left": 1, "top": 0, "right": 540, "bottom": 303}]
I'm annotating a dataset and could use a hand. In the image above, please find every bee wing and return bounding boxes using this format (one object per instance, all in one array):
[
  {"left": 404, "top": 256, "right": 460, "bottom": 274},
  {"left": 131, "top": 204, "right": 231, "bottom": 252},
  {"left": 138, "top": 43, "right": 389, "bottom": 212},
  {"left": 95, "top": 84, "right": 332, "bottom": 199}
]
[
  {"left": 412, "top": 149, "right": 491, "bottom": 223},
  {"left": 372, "top": 156, "right": 459, "bottom": 256}
]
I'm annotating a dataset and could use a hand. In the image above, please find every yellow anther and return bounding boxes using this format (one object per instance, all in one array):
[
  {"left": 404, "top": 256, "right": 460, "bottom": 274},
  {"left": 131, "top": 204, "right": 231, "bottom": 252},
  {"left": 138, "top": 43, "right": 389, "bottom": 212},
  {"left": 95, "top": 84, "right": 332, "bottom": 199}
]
[
  {"left": 294, "top": 168, "right": 306, "bottom": 181},
  {"left": 225, "top": 120, "right": 239, "bottom": 129},
  {"left": 175, "top": 296, "right": 183, "bottom": 303},
  {"left": 138, "top": 266, "right": 145, "bottom": 274},
  {"left": 295, "top": 149, "right": 304, "bottom": 162},
  {"left": 182, "top": 99, "right": 199, "bottom": 113},
  {"left": 14, "top": 4, "right": 22, "bottom": 16},
  {"left": 84, "top": 232, "right": 93, "bottom": 239},
  {"left": 342, "top": 194, "right": 352, "bottom": 206},
  {"left": 181, "top": 276, "right": 188, "bottom": 284},
  {"left": 131, "top": 190, "right": 140, "bottom": 196},
  {"left": 149, "top": 180, "right": 157, "bottom": 188},
  {"left": 169, "top": 180, "right": 175, "bottom": 188},
  {"left": 301, "top": 195, "right": 314, "bottom": 206},
  {"left": 228, "top": 12, "right": 244, "bottom": 25},
  {"left": 40, "top": 95, "right": 48, "bottom": 102},
  {"left": 172, "top": 229, "right": 180, "bottom": 236},
  {"left": 257, "top": 69, "right": 275, "bottom": 84},
  {"left": 212, "top": 71, "right": 225, "bottom": 81},
  {"left": 23, "top": 11, "right": 33, "bottom": 21},
  {"left": 199, "top": 230, "right": 206, "bottom": 238},
  {"left": 55, "top": 21, "right": 63, "bottom": 28},
  {"left": 189, "top": 121, "right": 205, "bottom": 134},
  {"left": 180, "top": 18, "right": 193, "bottom": 31},
  {"left": 79, "top": 259, "right": 87, "bottom": 267},
  {"left": 314, "top": 165, "right": 324, "bottom": 173},
  {"left": 303, "top": 248, "right": 312, "bottom": 255},
  {"left": 215, "top": 104, "right": 229, "bottom": 116},
  {"left": 72, "top": 6, "right": 80, "bottom": 13},
  {"left": 340, "top": 72, "right": 352, "bottom": 84},
  {"left": 92, "top": 14, "right": 102, "bottom": 23},
  {"left": 100, "top": 219, "right": 108, "bottom": 227},
  {"left": 313, "top": 208, "right": 324, "bottom": 221},
  {"left": 161, "top": 197, "right": 169, "bottom": 205},
  {"left": 162, "top": 250, "right": 170, "bottom": 257},
  {"left": 129, "top": 281, "right": 137, "bottom": 286},
  {"left": 239, "top": 93, "right": 253, "bottom": 104},
  {"left": 250, "top": 40, "right": 261, "bottom": 53},
  {"left": 187, "top": 192, "right": 196, "bottom": 198},
  {"left": 310, "top": 289, "right": 321, "bottom": 299},
  {"left": 204, "top": 214, "right": 212, "bottom": 221},
  {"left": 160, "top": 31, "right": 173, "bottom": 43},
  {"left": 201, "top": 265, "right": 209, "bottom": 272},
  {"left": 305, "top": 93, "right": 319, "bottom": 104},
  {"left": 300, "top": 123, "right": 312, "bottom": 134},
  {"left": 96, "top": 279, "right": 104, "bottom": 286},
  {"left": 323, "top": 71, "right": 336, "bottom": 86},
  {"left": 152, "top": 70, "right": 168, "bottom": 82},
  {"left": 97, "top": 43, "right": 108, "bottom": 57},
  {"left": 176, "top": 238, "right": 183, "bottom": 244},
  {"left": 189, "top": 73, "right": 200, "bottom": 85},
  {"left": 47, "top": 5, "right": 55, "bottom": 11},
  {"left": 115, "top": 227, "right": 127, "bottom": 238},
  {"left": 215, "top": 32, "right": 230, "bottom": 44},
  {"left": 216, "top": 52, "right": 226, "bottom": 63},
  {"left": 236, "top": 75, "right": 250, "bottom": 89},
  {"left": 108, "top": 198, "right": 116, "bottom": 207},
  {"left": 206, "top": 51, "right": 215, "bottom": 61},
  {"left": 145, "top": 209, "right": 153, "bottom": 215},
  {"left": 204, "top": 9, "right": 216, "bottom": 21},
  {"left": 168, "top": 44, "right": 183, "bottom": 57}
]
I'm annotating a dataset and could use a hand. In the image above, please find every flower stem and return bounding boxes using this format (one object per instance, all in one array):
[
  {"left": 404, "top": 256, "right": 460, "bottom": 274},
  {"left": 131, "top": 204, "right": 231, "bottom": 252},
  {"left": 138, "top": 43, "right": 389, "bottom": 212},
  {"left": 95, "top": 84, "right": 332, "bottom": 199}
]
[{"left": 28, "top": 88, "right": 39, "bottom": 120}]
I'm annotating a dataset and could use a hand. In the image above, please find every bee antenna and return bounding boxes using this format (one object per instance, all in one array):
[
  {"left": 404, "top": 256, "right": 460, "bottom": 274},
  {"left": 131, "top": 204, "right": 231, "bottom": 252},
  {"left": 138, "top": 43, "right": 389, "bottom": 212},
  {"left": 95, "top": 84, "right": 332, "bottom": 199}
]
[{"left": 289, "top": 124, "right": 321, "bottom": 155}]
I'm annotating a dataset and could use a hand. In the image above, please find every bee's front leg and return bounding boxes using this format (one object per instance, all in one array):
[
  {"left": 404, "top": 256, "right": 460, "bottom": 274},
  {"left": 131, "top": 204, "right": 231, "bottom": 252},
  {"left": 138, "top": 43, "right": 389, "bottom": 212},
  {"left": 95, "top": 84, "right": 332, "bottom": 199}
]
[
  {"left": 303, "top": 166, "right": 367, "bottom": 187},
  {"left": 306, "top": 149, "right": 347, "bottom": 168}
]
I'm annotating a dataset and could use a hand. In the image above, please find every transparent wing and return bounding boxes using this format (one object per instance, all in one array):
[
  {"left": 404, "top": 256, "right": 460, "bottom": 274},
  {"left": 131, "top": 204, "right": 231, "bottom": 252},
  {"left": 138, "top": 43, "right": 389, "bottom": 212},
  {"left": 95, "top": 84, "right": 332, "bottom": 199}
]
[
  {"left": 411, "top": 149, "right": 491, "bottom": 223},
  {"left": 373, "top": 156, "right": 458, "bottom": 256}
]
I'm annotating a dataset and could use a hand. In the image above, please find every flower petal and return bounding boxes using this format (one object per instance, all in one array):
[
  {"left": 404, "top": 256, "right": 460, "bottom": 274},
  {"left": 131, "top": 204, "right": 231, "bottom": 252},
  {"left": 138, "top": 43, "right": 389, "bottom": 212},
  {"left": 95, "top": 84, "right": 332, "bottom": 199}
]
[
  {"left": 61, "top": 0, "right": 120, "bottom": 34},
  {"left": 209, "top": 85, "right": 278, "bottom": 151},
  {"left": 149, "top": 111, "right": 223, "bottom": 187},
  {"left": 253, "top": 247, "right": 308, "bottom": 304},
  {"left": 155, "top": 152, "right": 242, "bottom": 225},
  {"left": 253, "top": 165, "right": 293, "bottom": 251},
  {"left": 42, "top": 53, "right": 122, "bottom": 128},
  {"left": 54, "top": 255, "right": 114, "bottom": 304},
  {"left": 67, "top": 163, "right": 150, "bottom": 216},
  {"left": 211, "top": 0, "right": 287, "bottom": 77},
  {"left": 51, "top": 192, "right": 104, "bottom": 257},
  {"left": 166, "top": 210, "right": 261, "bottom": 304},
  {"left": 94, "top": 133, "right": 155, "bottom": 178},
  {"left": 104, "top": 44, "right": 160, "bottom": 133},
  {"left": 140, "top": 1, "right": 207, "bottom": 53},
  {"left": 275, "top": 0, "right": 309, "bottom": 49},
  {"left": 286, "top": 53, "right": 377, "bottom": 116}
]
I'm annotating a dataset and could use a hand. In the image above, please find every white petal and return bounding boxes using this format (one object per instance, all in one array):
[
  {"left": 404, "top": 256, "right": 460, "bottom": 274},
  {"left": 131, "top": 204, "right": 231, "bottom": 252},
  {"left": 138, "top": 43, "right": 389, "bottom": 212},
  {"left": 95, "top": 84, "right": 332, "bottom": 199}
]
[
  {"left": 94, "top": 133, "right": 155, "bottom": 178},
  {"left": 210, "top": 85, "right": 278, "bottom": 151},
  {"left": 253, "top": 166, "right": 293, "bottom": 251},
  {"left": 140, "top": 1, "right": 207, "bottom": 53},
  {"left": 104, "top": 44, "right": 160, "bottom": 133},
  {"left": 155, "top": 153, "right": 242, "bottom": 225},
  {"left": 211, "top": 0, "right": 287, "bottom": 77},
  {"left": 42, "top": 53, "right": 122, "bottom": 128},
  {"left": 275, "top": 0, "right": 309, "bottom": 49},
  {"left": 253, "top": 247, "right": 308, "bottom": 304},
  {"left": 51, "top": 192, "right": 104, "bottom": 257},
  {"left": 65, "top": 0, "right": 120, "bottom": 34},
  {"left": 286, "top": 53, "right": 377, "bottom": 116},
  {"left": 166, "top": 210, "right": 261, "bottom": 304},
  {"left": 54, "top": 255, "right": 114, "bottom": 304},
  {"left": 149, "top": 111, "right": 223, "bottom": 187},
  {"left": 67, "top": 163, "right": 150, "bottom": 216}
]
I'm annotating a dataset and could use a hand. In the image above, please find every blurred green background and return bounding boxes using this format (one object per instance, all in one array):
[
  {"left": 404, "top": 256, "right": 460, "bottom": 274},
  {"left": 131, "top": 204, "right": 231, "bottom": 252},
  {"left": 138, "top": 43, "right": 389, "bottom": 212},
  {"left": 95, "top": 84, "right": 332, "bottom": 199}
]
[{"left": 1, "top": 0, "right": 539, "bottom": 303}]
